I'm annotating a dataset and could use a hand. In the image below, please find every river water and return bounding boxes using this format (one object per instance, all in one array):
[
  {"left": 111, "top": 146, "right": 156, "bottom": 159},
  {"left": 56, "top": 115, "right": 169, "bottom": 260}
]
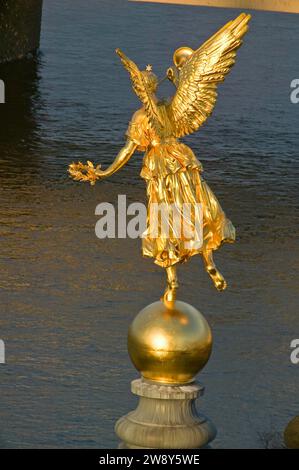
[{"left": 0, "top": 0, "right": 298, "bottom": 448}]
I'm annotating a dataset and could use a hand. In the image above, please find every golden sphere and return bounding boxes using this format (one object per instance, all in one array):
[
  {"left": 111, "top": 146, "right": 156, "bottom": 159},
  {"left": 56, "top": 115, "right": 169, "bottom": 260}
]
[
  {"left": 128, "top": 300, "right": 212, "bottom": 384},
  {"left": 284, "top": 416, "right": 299, "bottom": 449},
  {"left": 173, "top": 46, "right": 194, "bottom": 69}
]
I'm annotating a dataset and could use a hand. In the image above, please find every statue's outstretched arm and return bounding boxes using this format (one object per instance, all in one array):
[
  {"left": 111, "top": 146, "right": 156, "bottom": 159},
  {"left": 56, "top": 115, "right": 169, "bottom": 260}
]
[
  {"left": 97, "top": 139, "right": 137, "bottom": 178},
  {"left": 68, "top": 138, "right": 137, "bottom": 185}
]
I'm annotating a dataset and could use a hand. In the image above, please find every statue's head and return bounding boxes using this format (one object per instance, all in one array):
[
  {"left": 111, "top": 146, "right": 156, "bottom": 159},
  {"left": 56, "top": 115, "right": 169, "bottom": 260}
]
[
  {"left": 141, "top": 65, "right": 159, "bottom": 93},
  {"left": 173, "top": 46, "right": 194, "bottom": 70}
]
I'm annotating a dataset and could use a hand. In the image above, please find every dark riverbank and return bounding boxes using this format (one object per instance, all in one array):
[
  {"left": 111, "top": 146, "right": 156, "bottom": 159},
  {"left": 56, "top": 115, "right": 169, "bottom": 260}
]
[
  {"left": 133, "top": 0, "right": 299, "bottom": 14},
  {"left": 0, "top": 0, "right": 42, "bottom": 63}
]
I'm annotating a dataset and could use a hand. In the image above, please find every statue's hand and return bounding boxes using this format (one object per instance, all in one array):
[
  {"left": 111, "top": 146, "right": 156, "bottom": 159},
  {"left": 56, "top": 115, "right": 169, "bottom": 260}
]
[
  {"left": 167, "top": 67, "right": 175, "bottom": 82},
  {"left": 68, "top": 161, "right": 103, "bottom": 186}
]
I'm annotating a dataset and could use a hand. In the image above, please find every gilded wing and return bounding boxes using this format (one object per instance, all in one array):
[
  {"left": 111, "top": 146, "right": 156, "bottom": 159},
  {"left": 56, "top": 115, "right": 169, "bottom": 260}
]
[
  {"left": 168, "top": 13, "right": 251, "bottom": 138},
  {"left": 115, "top": 48, "right": 164, "bottom": 132}
]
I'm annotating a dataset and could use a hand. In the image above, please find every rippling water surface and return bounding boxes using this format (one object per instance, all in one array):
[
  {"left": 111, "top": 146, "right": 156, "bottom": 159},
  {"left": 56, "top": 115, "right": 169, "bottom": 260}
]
[{"left": 0, "top": 0, "right": 298, "bottom": 448}]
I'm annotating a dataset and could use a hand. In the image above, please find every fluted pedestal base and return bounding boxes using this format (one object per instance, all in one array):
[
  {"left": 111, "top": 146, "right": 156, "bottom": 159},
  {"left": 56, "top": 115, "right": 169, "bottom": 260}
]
[{"left": 115, "top": 378, "right": 217, "bottom": 449}]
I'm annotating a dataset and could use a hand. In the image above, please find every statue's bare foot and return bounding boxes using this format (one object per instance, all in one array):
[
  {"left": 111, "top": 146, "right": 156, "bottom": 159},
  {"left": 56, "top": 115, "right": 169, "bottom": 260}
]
[
  {"left": 206, "top": 265, "right": 227, "bottom": 291},
  {"left": 161, "top": 280, "right": 178, "bottom": 309}
]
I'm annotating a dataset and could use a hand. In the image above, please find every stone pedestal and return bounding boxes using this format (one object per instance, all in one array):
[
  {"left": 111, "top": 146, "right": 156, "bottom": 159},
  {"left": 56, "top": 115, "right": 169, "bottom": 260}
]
[{"left": 115, "top": 378, "right": 216, "bottom": 449}]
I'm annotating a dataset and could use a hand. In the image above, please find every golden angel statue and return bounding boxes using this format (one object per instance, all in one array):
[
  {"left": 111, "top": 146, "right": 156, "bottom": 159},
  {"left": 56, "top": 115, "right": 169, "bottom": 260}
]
[{"left": 69, "top": 13, "right": 251, "bottom": 308}]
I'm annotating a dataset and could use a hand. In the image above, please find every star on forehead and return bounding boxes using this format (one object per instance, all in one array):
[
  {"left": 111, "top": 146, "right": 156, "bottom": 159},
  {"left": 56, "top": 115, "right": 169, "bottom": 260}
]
[{"left": 146, "top": 64, "right": 153, "bottom": 72}]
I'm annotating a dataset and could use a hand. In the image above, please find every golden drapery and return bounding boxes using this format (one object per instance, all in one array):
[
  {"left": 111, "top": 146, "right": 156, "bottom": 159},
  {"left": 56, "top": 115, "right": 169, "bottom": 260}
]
[{"left": 126, "top": 108, "right": 235, "bottom": 268}]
